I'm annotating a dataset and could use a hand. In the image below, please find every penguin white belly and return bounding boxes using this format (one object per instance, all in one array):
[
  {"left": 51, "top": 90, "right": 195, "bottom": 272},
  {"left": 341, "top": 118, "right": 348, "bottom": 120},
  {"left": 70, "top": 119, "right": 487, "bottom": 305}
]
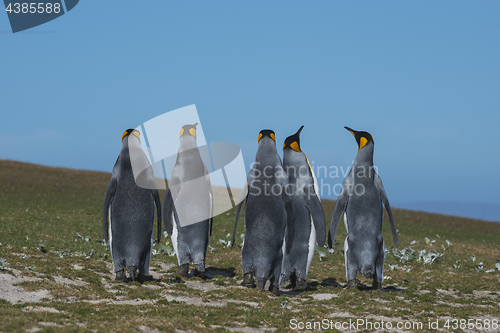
[
  {"left": 305, "top": 215, "right": 316, "bottom": 276},
  {"left": 380, "top": 240, "right": 385, "bottom": 281},
  {"left": 281, "top": 233, "right": 286, "bottom": 257},
  {"left": 344, "top": 236, "right": 349, "bottom": 282},
  {"left": 208, "top": 190, "right": 213, "bottom": 219},
  {"left": 171, "top": 213, "right": 180, "bottom": 266},
  {"left": 108, "top": 207, "right": 113, "bottom": 257},
  {"left": 279, "top": 236, "right": 286, "bottom": 287},
  {"left": 343, "top": 212, "right": 348, "bottom": 232}
]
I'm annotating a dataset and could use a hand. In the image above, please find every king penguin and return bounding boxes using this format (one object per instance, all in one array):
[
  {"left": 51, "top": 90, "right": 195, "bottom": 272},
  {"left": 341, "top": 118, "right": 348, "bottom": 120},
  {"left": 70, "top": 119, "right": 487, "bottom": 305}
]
[
  {"left": 232, "top": 130, "right": 293, "bottom": 296},
  {"left": 280, "top": 126, "right": 326, "bottom": 288},
  {"left": 163, "top": 123, "right": 213, "bottom": 278},
  {"left": 103, "top": 129, "right": 162, "bottom": 282},
  {"left": 328, "top": 127, "right": 398, "bottom": 290}
]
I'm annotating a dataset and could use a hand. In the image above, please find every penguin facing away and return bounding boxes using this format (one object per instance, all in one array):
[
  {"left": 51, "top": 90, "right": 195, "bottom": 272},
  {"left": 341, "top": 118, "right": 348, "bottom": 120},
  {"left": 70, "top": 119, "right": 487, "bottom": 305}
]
[
  {"left": 232, "top": 129, "right": 294, "bottom": 296},
  {"left": 328, "top": 127, "right": 398, "bottom": 290},
  {"left": 280, "top": 126, "right": 326, "bottom": 288},
  {"left": 103, "top": 129, "right": 162, "bottom": 282},
  {"left": 163, "top": 123, "right": 214, "bottom": 278}
]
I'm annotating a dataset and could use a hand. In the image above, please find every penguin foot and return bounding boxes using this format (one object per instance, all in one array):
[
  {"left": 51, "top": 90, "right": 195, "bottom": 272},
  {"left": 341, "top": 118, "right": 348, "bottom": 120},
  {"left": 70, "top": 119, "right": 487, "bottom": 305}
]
[
  {"left": 269, "top": 285, "right": 280, "bottom": 296},
  {"left": 289, "top": 272, "right": 297, "bottom": 288},
  {"left": 177, "top": 263, "right": 189, "bottom": 277},
  {"left": 241, "top": 273, "right": 256, "bottom": 288},
  {"left": 193, "top": 268, "right": 206, "bottom": 279},
  {"left": 346, "top": 280, "right": 357, "bottom": 289},
  {"left": 137, "top": 273, "right": 154, "bottom": 283},
  {"left": 115, "top": 270, "right": 127, "bottom": 282},
  {"left": 372, "top": 280, "right": 383, "bottom": 290},
  {"left": 295, "top": 278, "right": 307, "bottom": 289}
]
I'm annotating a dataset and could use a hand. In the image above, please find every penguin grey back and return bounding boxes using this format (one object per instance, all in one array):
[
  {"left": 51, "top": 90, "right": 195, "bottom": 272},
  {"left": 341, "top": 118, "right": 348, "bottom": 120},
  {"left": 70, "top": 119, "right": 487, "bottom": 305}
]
[
  {"left": 163, "top": 123, "right": 213, "bottom": 276},
  {"left": 233, "top": 129, "right": 292, "bottom": 294},
  {"left": 102, "top": 129, "right": 162, "bottom": 281}
]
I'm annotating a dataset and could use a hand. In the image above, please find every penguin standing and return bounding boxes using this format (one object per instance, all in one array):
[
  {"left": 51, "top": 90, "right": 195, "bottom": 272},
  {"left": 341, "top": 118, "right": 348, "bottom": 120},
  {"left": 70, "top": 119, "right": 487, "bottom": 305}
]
[
  {"left": 280, "top": 126, "right": 326, "bottom": 288},
  {"left": 232, "top": 130, "right": 293, "bottom": 296},
  {"left": 103, "top": 129, "right": 162, "bottom": 282},
  {"left": 328, "top": 127, "right": 398, "bottom": 290},
  {"left": 163, "top": 123, "right": 213, "bottom": 277}
]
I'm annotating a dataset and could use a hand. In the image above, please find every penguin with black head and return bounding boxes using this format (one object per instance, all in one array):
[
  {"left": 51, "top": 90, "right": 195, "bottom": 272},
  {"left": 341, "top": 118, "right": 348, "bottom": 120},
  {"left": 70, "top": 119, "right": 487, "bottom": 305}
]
[
  {"left": 232, "top": 129, "right": 294, "bottom": 296},
  {"left": 328, "top": 127, "right": 398, "bottom": 290},
  {"left": 163, "top": 123, "right": 213, "bottom": 278},
  {"left": 103, "top": 129, "right": 162, "bottom": 282},
  {"left": 280, "top": 126, "right": 326, "bottom": 288}
]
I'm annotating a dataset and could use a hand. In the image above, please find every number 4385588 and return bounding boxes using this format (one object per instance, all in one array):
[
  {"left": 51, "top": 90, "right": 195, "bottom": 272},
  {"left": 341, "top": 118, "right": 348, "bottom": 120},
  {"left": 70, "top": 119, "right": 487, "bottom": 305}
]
[{"left": 5, "top": 3, "right": 61, "bottom": 14}]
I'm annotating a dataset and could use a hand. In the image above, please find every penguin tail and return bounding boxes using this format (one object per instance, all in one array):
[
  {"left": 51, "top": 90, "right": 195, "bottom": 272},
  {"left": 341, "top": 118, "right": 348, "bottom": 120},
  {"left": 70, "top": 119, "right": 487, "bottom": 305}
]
[
  {"left": 361, "top": 265, "right": 374, "bottom": 279},
  {"left": 127, "top": 266, "right": 138, "bottom": 281}
]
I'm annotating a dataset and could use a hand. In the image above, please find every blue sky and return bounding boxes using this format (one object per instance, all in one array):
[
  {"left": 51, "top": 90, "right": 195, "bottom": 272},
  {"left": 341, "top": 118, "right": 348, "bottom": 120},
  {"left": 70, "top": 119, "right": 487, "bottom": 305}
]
[{"left": 1, "top": 1, "right": 499, "bottom": 221}]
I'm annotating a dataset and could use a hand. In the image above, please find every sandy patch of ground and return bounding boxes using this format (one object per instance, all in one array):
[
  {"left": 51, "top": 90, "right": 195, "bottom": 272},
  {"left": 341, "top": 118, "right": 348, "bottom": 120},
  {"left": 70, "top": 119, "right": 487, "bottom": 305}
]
[
  {"left": 162, "top": 294, "right": 225, "bottom": 307},
  {"left": 312, "top": 293, "right": 338, "bottom": 301},
  {"left": 138, "top": 326, "right": 161, "bottom": 333},
  {"left": 23, "top": 306, "right": 65, "bottom": 313},
  {"left": 227, "top": 299, "right": 260, "bottom": 308},
  {"left": 84, "top": 298, "right": 156, "bottom": 305},
  {"left": 0, "top": 270, "right": 50, "bottom": 304},
  {"left": 184, "top": 280, "right": 223, "bottom": 292},
  {"left": 227, "top": 326, "right": 276, "bottom": 332},
  {"left": 53, "top": 276, "right": 89, "bottom": 287}
]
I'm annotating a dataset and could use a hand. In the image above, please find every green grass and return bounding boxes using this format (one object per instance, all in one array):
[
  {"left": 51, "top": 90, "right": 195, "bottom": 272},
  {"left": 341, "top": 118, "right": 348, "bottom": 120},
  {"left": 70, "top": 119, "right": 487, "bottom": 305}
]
[{"left": 1, "top": 159, "right": 499, "bottom": 332}]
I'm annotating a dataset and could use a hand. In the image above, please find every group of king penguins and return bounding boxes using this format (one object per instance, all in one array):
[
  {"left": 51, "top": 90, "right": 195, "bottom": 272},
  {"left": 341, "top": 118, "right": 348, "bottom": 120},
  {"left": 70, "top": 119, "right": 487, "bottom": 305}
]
[{"left": 103, "top": 124, "right": 398, "bottom": 296}]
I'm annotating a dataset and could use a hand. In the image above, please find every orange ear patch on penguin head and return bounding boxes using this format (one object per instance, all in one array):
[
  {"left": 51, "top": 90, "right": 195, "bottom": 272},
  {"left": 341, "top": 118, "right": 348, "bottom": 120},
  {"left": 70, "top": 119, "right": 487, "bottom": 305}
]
[
  {"left": 122, "top": 129, "right": 140, "bottom": 142},
  {"left": 290, "top": 141, "right": 301, "bottom": 152},
  {"left": 258, "top": 130, "right": 276, "bottom": 143}
]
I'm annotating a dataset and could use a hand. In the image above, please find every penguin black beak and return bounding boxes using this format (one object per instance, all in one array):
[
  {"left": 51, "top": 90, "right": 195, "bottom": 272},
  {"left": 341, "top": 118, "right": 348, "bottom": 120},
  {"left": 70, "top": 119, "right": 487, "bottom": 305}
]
[
  {"left": 344, "top": 126, "right": 358, "bottom": 138},
  {"left": 193, "top": 123, "right": 198, "bottom": 127},
  {"left": 296, "top": 125, "right": 304, "bottom": 137}
]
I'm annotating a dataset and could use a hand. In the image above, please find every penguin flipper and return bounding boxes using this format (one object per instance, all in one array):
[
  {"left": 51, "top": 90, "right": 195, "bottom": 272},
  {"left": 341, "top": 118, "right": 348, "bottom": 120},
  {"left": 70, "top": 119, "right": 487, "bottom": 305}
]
[
  {"left": 231, "top": 197, "right": 246, "bottom": 249},
  {"left": 280, "top": 171, "right": 295, "bottom": 254},
  {"left": 151, "top": 189, "right": 162, "bottom": 243},
  {"left": 231, "top": 171, "right": 253, "bottom": 248},
  {"left": 375, "top": 173, "right": 399, "bottom": 248},
  {"left": 162, "top": 188, "right": 174, "bottom": 236},
  {"left": 283, "top": 195, "right": 295, "bottom": 254},
  {"left": 102, "top": 177, "right": 117, "bottom": 243},
  {"left": 305, "top": 189, "right": 326, "bottom": 247},
  {"left": 205, "top": 172, "right": 214, "bottom": 237},
  {"left": 328, "top": 175, "right": 351, "bottom": 248}
]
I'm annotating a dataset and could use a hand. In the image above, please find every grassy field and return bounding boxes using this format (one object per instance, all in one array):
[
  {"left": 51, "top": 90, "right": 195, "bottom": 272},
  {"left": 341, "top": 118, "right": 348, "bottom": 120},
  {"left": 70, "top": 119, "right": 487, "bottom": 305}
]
[{"left": 0, "top": 159, "right": 499, "bottom": 333}]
